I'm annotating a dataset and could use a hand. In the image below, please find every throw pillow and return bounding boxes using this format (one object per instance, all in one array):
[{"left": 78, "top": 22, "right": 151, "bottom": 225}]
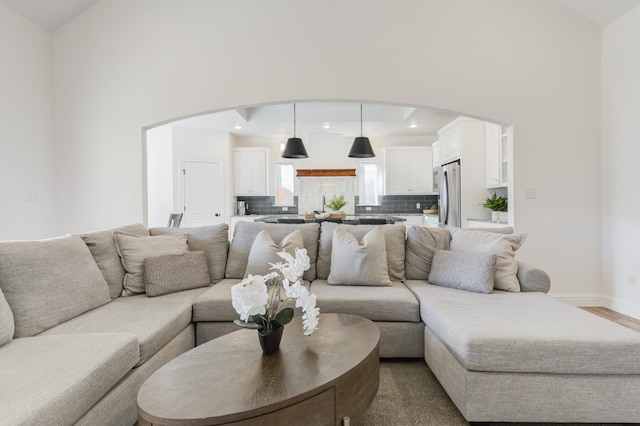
[
  {"left": 244, "top": 230, "right": 304, "bottom": 277},
  {"left": 80, "top": 223, "right": 149, "bottom": 299},
  {"left": 327, "top": 227, "right": 392, "bottom": 286},
  {"left": 318, "top": 222, "right": 406, "bottom": 281},
  {"left": 0, "top": 290, "right": 15, "bottom": 346},
  {"left": 428, "top": 250, "right": 496, "bottom": 294},
  {"left": 449, "top": 228, "right": 527, "bottom": 292},
  {"left": 144, "top": 251, "right": 210, "bottom": 297},
  {"left": 149, "top": 224, "right": 229, "bottom": 283},
  {"left": 0, "top": 235, "right": 111, "bottom": 337},
  {"left": 114, "top": 232, "right": 189, "bottom": 296},
  {"left": 404, "top": 226, "right": 452, "bottom": 280}
]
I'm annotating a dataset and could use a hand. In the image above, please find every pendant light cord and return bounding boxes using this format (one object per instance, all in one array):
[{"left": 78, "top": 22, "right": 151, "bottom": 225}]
[
  {"left": 293, "top": 103, "right": 297, "bottom": 138},
  {"left": 360, "top": 103, "right": 363, "bottom": 137}
]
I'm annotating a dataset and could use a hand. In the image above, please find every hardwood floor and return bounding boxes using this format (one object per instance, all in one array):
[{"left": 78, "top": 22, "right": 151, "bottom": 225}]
[{"left": 580, "top": 306, "right": 640, "bottom": 332}]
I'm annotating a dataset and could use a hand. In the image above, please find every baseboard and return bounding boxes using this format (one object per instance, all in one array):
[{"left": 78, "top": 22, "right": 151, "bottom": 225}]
[{"left": 550, "top": 293, "right": 640, "bottom": 320}]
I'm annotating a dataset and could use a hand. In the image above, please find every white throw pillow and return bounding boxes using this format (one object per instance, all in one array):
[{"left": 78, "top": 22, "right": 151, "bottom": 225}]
[
  {"left": 244, "top": 230, "right": 304, "bottom": 277},
  {"left": 449, "top": 228, "right": 527, "bottom": 292},
  {"left": 429, "top": 250, "right": 496, "bottom": 294},
  {"left": 327, "top": 227, "right": 391, "bottom": 286},
  {"left": 114, "top": 232, "right": 189, "bottom": 296}
]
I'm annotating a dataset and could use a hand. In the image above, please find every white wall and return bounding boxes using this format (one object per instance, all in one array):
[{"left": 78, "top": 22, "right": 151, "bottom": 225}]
[
  {"left": 146, "top": 125, "right": 173, "bottom": 228},
  {"left": 51, "top": 0, "right": 602, "bottom": 297},
  {"left": 602, "top": 5, "right": 640, "bottom": 317},
  {"left": 0, "top": 4, "right": 56, "bottom": 240}
]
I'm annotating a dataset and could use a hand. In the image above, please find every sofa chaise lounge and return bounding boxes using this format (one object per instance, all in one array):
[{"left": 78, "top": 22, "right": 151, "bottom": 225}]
[{"left": 1, "top": 221, "right": 639, "bottom": 425}]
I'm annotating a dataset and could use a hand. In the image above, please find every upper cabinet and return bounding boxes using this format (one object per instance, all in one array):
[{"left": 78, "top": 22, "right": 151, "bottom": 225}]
[
  {"left": 384, "top": 146, "right": 433, "bottom": 194},
  {"left": 431, "top": 141, "right": 440, "bottom": 168},
  {"left": 485, "top": 123, "right": 509, "bottom": 188},
  {"left": 233, "top": 148, "right": 268, "bottom": 195},
  {"left": 438, "top": 123, "right": 461, "bottom": 164}
]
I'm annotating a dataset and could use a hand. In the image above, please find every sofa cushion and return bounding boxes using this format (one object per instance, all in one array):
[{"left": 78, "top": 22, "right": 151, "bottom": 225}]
[
  {"left": 149, "top": 224, "right": 229, "bottom": 283},
  {"left": 81, "top": 223, "right": 150, "bottom": 299},
  {"left": 244, "top": 230, "right": 304, "bottom": 277},
  {"left": 114, "top": 232, "right": 189, "bottom": 296},
  {"left": 226, "top": 222, "right": 320, "bottom": 281},
  {"left": 0, "top": 290, "right": 14, "bottom": 346},
  {"left": 404, "top": 226, "right": 451, "bottom": 280},
  {"left": 404, "top": 281, "right": 640, "bottom": 374},
  {"left": 0, "top": 333, "right": 138, "bottom": 425},
  {"left": 0, "top": 235, "right": 111, "bottom": 338},
  {"left": 450, "top": 228, "right": 526, "bottom": 292},
  {"left": 39, "top": 287, "right": 206, "bottom": 365},
  {"left": 327, "top": 227, "right": 391, "bottom": 286},
  {"left": 144, "top": 251, "right": 210, "bottom": 297},
  {"left": 193, "top": 278, "right": 310, "bottom": 322},
  {"left": 428, "top": 250, "right": 496, "bottom": 294},
  {"left": 318, "top": 223, "right": 406, "bottom": 281},
  {"left": 311, "top": 279, "right": 420, "bottom": 322}
]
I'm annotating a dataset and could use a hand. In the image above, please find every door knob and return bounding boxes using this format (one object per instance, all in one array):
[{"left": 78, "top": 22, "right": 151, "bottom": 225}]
[{"left": 214, "top": 213, "right": 220, "bottom": 217}]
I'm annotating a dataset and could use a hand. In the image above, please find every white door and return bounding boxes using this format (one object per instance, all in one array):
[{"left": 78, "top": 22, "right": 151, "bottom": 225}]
[{"left": 183, "top": 161, "right": 224, "bottom": 227}]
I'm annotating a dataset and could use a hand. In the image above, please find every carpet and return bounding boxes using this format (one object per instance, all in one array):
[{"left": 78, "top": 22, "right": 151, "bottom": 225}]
[{"left": 357, "top": 359, "right": 468, "bottom": 426}]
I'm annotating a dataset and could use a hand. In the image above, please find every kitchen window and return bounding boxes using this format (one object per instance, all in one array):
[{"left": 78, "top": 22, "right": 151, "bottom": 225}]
[
  {"left": 275, "top": 162, "right": 295, "bottom": 206},
  {"left": 358, "top": 162, "right": 379, "bottom": 205}
]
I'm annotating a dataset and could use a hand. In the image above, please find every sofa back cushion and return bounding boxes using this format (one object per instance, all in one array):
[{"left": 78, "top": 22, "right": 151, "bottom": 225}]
[
  {"left": 225, "top": 222, "right": 320, "bottom": 281},
  {"left": 114, "top": 232, "right": 189, "bottom": 296},
  {"left": 149, "top": 224, "right": 229, "bottom": 283},
  {"left": 0, "top": 289, "right": 14, "bottom": 346},
  {"left": 81, "top": 223, "right": 149, "bottom": 299},
  {"left": 404, "top": 226, "right": 452, "bottom": 280},
  {"left": 317, "top": 222, "right": 406, "bottom": 281},
  {"left": 0, "top": 235, "right": 111, "bottom": 337}
]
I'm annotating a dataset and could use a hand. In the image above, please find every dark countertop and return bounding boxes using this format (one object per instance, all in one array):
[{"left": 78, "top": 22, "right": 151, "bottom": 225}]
[{"left": 254, "top": 214, "right": 407, "bottom": 224}]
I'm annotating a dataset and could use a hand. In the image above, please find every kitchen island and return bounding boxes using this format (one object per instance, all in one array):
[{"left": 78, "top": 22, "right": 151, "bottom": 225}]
[{"left": 254, "top": 215, "right": 407, "bottom": 225}]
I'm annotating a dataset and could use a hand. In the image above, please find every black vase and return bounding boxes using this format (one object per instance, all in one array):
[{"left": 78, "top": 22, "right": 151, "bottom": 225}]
[{"left": 258, "top": 327, "right": 284, "bottom": 355}]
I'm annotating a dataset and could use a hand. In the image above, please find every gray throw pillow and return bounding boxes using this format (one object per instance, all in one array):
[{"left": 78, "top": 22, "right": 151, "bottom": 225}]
[
  {"left": 0, "top": 235, "right": 111, "bottom": 337},
  {"left": 149, "top": 224, "right": 229, "bottom": 283},
  {"left": 450, "top": 228, "right": 527, "bottom": 292},
  {"left": 318, "top": 222, "right": 406, "bottom": 281},
  {"left": 244, "top": 230, "right": 304, "bottom": 277},
  {"left": 80, "top": 223, "right": 149, "bottom": 299},
  {"left": 327, "top": 227, "right": 392, "bottom": 286},
  {"left": 144, "top": 251, "right": 210, "bottom": 297},
  {"left": 0, "top": 290, "right": 15, "bottom": 346},
  {"left": 404, "top": 226, "right": 452, "bottom": 280},
  {"left": 114, "top": 232, "right": 189, "bottom": 296},
  {"left": 429, "top": 250, "right": 496, "bottom": 294}
]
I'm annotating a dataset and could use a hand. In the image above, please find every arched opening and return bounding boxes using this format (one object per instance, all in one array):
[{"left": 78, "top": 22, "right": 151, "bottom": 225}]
[{"left": 143, "top": 100, "right": 513, "bottom": 232}]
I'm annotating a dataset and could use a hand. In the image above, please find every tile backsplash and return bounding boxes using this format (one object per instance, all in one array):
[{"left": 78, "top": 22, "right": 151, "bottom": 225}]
[{"left": 236, "top": 194, "right": 438, "bottom": 216}]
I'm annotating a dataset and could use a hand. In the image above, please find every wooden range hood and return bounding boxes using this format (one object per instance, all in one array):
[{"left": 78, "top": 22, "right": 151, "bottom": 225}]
[{"left": 296, "top": 169, "right": 356, "bottom": 177}]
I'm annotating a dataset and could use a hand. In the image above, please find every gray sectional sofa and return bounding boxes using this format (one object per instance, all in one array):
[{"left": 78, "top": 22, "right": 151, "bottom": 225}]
[{"left": 1, "top": 221, "right": 639, "bottom": 425}]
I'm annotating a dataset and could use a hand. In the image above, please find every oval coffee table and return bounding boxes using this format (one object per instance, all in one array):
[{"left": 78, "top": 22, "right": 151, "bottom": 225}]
[{"left": 137, "top": 313, "right": 380, "bottom": 425}]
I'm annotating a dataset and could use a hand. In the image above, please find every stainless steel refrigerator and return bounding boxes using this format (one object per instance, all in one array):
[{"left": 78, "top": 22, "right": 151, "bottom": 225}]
[{"left": 439, "top": 160, "right": 461, "bottom": 228}]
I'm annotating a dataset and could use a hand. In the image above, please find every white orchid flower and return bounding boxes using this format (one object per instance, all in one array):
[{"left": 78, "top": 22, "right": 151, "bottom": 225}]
[{"left": 231, "top": 275, "right": 268, "bottom": 322}]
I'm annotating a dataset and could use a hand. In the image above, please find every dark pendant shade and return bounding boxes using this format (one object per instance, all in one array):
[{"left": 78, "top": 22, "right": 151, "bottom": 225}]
[
  {"left": 282, "top": 137, "right": 308, "bottom": 158},
  {"left": 348, "top": 136, "right": 375, "bottom": 158}
]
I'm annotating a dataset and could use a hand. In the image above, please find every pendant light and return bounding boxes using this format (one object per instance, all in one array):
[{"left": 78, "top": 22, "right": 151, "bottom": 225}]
[
  {"left": 348, "top": 103, "right": 376, "bottom": 158},
  {"left": 281, "top": 103, "right": 308, "bottom": 158}
]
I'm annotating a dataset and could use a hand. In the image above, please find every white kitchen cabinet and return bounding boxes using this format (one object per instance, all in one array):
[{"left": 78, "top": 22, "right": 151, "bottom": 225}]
[
  {"left": 395, "top": 215, "right": 425, "bottom": 230},
  {"left": 424, "top": 214, "right": 439, "bottom": 228},
  {"left": 384, "top": 147, "right": 433, "bottom": 195},
  {"left": 233, "top": 148, "right": 268, "bottom": 196},
  {"left": 485, "top": 123, "right": 503, "bottom": 188},
  {"left": 431, "top": 141, "right": 440, "bottom": 168},
  {"left": 438, "top": 123, "right": 461, "bottom": 164}
]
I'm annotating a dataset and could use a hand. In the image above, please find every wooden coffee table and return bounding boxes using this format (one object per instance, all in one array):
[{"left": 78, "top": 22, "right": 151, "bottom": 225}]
[{"left": 137, "top": 313, "right": 380, "bottom": 426}]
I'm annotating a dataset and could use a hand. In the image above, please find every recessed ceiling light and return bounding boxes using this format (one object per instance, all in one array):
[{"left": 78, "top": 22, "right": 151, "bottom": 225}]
[
  {"left": 323, "top": 123, "right": 331, "bottom": 129},
  {"left": 409, "top": 123, "right": 418, "bottom": 128},
  {"left": 234, "top": 124, "right": 242, "bottom": 130}
]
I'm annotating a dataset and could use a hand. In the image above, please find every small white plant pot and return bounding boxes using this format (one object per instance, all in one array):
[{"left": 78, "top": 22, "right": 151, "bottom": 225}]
[{"left": 491, "top": 211, "right": 500, "bottom": 222}]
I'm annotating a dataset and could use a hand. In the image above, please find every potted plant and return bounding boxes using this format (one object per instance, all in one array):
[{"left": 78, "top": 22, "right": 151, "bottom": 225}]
[
  {"left": 480, "top": 193, "right": 508, "bottom": 222},
  {"left": 325, "top": 195, "right": 348, "bottom": 218}
]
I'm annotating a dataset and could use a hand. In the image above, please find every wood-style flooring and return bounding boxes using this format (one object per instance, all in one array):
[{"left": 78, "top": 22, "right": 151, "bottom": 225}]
[{"left": 580, "top": 306, "right": 640, "bottom": 332}]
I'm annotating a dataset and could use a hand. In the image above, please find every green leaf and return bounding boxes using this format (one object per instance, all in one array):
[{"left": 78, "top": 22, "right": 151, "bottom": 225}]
[
  {"left": 252, "top": 315, "right": 267, "bottom": 329},
  {"left": 274, "top": 308, "right": 294, "bottom": 327},
  {"left": 233, "top": 319, "right": 261, "bottom": 330}
]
